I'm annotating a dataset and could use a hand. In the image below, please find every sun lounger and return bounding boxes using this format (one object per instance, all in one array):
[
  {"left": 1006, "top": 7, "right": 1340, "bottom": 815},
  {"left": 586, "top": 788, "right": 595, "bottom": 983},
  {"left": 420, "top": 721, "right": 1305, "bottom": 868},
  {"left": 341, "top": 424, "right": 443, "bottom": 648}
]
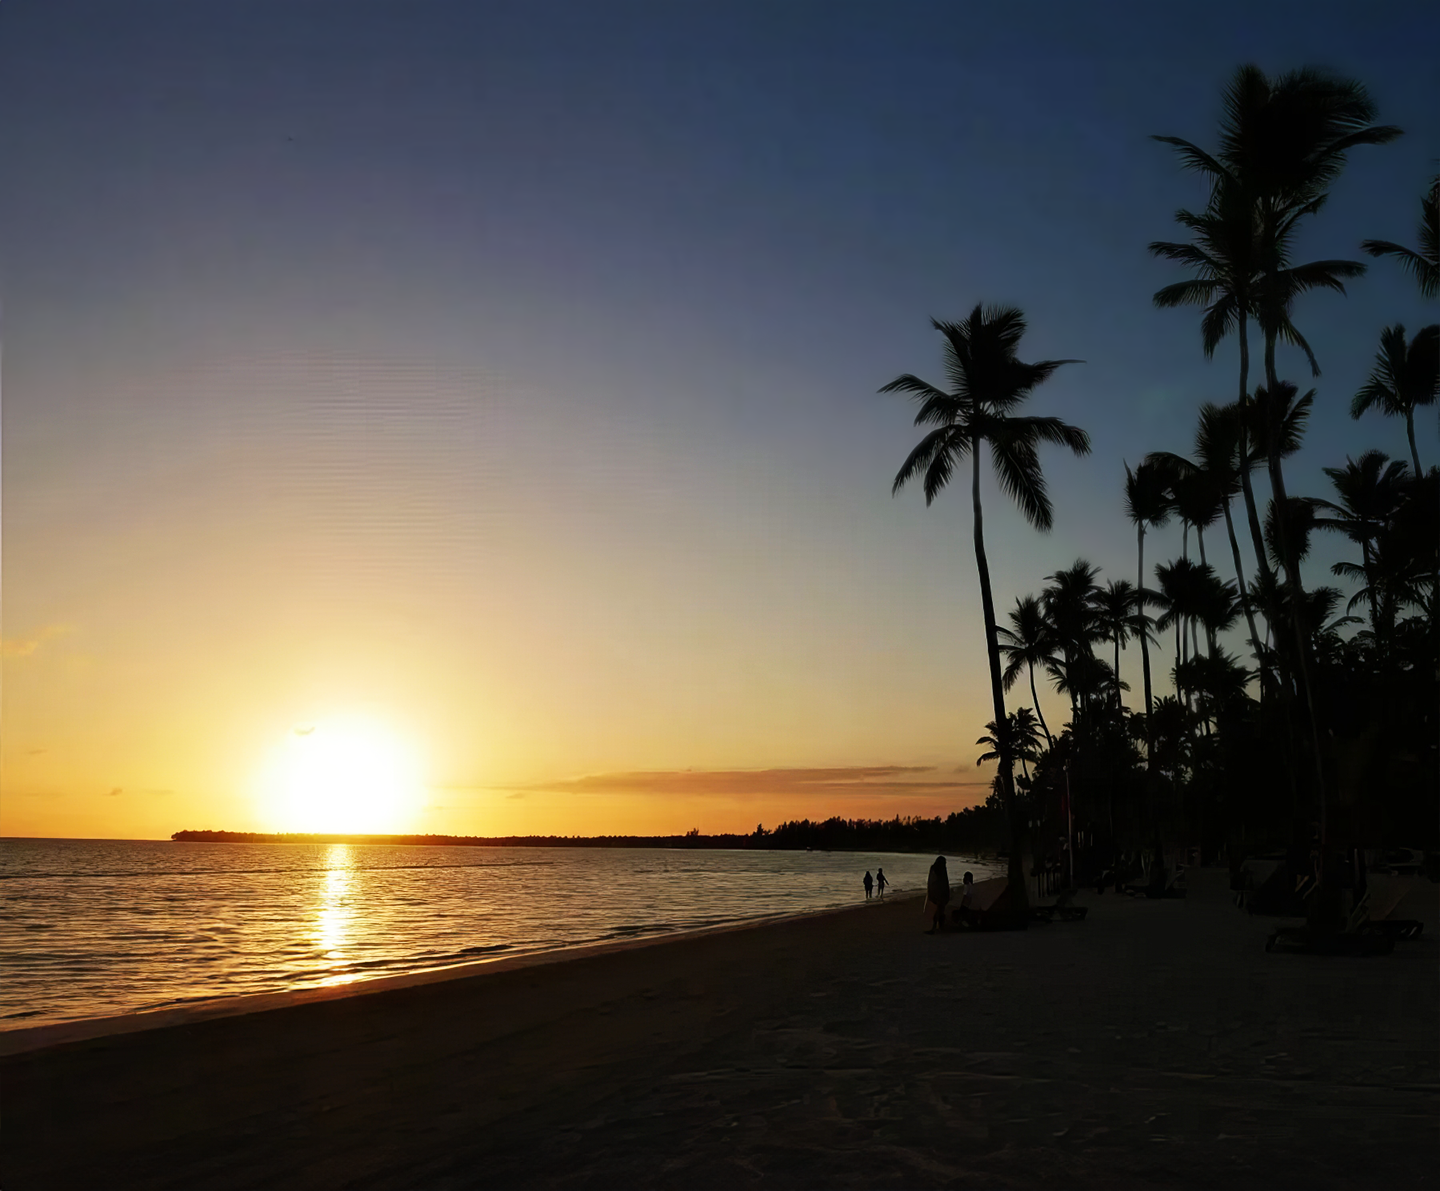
[{"left": 1030, "top": 888, "right": 1088, "bottom": 922}]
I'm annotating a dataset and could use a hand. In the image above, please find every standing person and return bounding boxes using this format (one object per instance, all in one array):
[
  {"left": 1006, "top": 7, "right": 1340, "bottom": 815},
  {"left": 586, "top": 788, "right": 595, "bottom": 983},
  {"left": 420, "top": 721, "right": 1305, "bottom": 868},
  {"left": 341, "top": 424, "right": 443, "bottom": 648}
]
[
  {"left": 924, "top": 856, "right": 950, "bottom": 933},
  {"left": 876, "top": 868, "right": 888, "bottom": 898},
  {"left": 863, "top": 870, "right": 874, "bottom": 900},
  {"left": 956, "top": 870, "right": 976, "bottom": 927}
]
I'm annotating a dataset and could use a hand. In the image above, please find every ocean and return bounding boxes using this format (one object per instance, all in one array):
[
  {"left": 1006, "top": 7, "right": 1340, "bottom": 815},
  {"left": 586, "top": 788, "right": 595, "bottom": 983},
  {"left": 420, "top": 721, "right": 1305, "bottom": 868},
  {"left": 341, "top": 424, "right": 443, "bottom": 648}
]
[{"left": 0, "top": 838, "right": 1000, "bottom": 1027}]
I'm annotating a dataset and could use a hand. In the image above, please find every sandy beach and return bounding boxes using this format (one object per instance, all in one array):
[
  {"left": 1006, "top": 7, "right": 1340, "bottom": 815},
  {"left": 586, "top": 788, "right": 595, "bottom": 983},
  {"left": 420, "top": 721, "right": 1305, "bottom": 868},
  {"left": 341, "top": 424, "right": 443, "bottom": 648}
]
[{"left": 2, "top": 872, "right": 1436, "bottom": 1190}]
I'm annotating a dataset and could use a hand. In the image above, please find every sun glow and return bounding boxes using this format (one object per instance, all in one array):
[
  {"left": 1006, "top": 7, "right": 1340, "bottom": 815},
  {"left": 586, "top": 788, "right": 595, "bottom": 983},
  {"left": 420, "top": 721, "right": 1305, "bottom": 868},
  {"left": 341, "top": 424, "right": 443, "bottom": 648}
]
[{"left": 256, "top": 716, "right": 423, "bottom": 833}]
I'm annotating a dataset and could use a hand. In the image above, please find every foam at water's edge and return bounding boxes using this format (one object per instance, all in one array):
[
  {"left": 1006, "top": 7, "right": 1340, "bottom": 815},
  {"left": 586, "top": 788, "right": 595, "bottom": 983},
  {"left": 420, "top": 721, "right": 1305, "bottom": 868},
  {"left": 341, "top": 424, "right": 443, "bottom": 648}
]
[{"left": 0, "top": 893, "right": 924, "bottom": 1058}]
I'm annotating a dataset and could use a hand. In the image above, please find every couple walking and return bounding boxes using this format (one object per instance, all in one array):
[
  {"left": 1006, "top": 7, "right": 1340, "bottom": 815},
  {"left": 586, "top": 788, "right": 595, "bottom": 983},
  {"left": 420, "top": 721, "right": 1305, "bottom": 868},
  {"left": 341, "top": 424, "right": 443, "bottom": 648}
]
[{"left": 862, "top": 868, "right": 888, "bottom": 900}]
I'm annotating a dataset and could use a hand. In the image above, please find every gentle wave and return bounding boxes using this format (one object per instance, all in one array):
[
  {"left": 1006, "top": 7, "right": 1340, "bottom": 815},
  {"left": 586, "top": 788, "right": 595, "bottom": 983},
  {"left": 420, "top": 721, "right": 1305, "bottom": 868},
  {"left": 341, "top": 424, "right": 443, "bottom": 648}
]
[{"left": 1, "top": 839, "right": 998, "bottom": 1027}]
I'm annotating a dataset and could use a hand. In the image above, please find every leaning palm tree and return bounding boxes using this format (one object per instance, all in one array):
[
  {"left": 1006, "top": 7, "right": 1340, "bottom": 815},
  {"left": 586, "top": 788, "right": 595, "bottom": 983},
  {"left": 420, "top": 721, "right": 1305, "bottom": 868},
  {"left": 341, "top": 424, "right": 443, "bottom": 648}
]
[
  {"left": 1362, "top": 174, "right": 1439, "bottom": 298},
  {"left": 997, "top": 595, "right": 1060, "bottom": 747},
  {"left": 886, "top": 305, "right": 1089, "bottom": 912},
  {"left": 1351, "top": 324, "right": 1440, "bottom": 477}
]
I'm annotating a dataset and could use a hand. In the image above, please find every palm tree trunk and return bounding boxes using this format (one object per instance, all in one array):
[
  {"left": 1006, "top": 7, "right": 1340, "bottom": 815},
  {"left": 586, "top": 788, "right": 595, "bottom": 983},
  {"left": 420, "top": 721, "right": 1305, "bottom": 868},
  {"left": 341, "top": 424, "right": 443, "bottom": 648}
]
[
  {"left": 1405, "top": 409, "right": 1422, "bottom": 477},
  {"left": 1235, "top": 314, "right": 1273, "bottom": 592},
  {"left": 1137, "top": 526, "right": 1155, "bottom": 725},
  {"left": 1222, "top": 498, "right": 1265, "bottom": 679},
  {"left": 1027, "top": 662, "right": 1053, "bottom": 748},
  {"left": 1262, "top": 334, "right": 1333, "bottom": 928},
  {"left": 972, "top": 441, "right": 1029, "bottom": 914},
  {"left": 1113, "top": 630, "right": 1122, "bottom": 713}
]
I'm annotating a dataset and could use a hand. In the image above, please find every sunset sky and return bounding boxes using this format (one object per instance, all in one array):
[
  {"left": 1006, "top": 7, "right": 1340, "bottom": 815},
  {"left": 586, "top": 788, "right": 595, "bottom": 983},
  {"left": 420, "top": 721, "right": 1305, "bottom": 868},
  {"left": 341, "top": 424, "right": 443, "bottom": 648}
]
[{"left": 3, "top": 2, "right": 1436, "bottom": 839}]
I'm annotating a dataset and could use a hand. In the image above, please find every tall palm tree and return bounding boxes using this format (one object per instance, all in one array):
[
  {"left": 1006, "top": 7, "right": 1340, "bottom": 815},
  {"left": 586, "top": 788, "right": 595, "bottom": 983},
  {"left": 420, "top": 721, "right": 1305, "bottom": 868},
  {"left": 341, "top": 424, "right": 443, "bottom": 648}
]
[
  {"left": 1093, "top": 579, "right": 1139, "bottom": 713},
  {"left": 886, "top": 305, "right": 1089, "bottom": 911},
  {"left": 1362, "top": 175, "right": 1439, "bottom": 298},
  {"left": 1152, "top": 68, "right": 1401, "bottom": 860},
  {"left": 1351, "top": 324, "right": 1440, "bottom": 477},
  {"left": 1124, "top": 461, "right": 1172, "bottom": 731},
  {"left": 997, "top": 595, "right": 1059, "bottom": 747},
  {"left": 1042, "top": 560, "right": 1105, "bottom": 726},
  {"left": 1148, "top": 178, "right": 1271, "bottom": 578}
]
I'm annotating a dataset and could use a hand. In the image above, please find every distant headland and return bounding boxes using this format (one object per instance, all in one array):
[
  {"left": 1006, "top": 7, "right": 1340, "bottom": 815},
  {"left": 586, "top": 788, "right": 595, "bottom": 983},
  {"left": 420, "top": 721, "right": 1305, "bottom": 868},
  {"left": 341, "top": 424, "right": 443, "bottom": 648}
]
[{"left": 172, "top": 808, "right": 1004, "bottom": 854}]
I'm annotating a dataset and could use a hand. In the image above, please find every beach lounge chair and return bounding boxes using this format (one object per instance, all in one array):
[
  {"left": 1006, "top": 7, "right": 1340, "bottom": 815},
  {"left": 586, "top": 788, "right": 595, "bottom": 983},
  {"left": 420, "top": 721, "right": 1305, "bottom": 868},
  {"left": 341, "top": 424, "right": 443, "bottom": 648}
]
[
  {"left": 1030, "top": 888, "right": 1088, "bottom": 923},
  {"left": 949, "top": 877, "right": 1029, "bottom": 931},
  {"left": 1350, "top": 882, "right": 1425, "bottom": 940}
]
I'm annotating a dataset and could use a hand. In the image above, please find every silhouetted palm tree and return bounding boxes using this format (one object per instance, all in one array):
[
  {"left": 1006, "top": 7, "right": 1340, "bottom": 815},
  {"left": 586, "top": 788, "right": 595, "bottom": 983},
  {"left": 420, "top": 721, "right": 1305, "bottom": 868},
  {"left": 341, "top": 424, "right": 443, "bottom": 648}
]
[
  {"left": 1362, "top": 175, "right": 1439, "bottom": 298},
  {"left": 1124, "top": 461, "right": 1172, "bottom": 732},
  {"left": 1043, "top": 560, "right": 1105, "bottom": 725},
  {"left": 886, "top": 305, "right": 1089, "bottom": 910},
  {"left": 1314, "top": 451, "right": 1411, "bottom": 637},
  {"left": 997, "top": 595, "right": 1059, "bottom": 747},
  {"left": 1351, "top": 324, "right": 1440, "bottom": 476},
  {"left": 1152, "top": 68, "right": 1400, "bottom": 857},
  {"left": 1093, "top": 580, "right": 1139, "bottom": 713},
  {"left": 977, "top": 708, "right": 1045, "bottom": 787}
]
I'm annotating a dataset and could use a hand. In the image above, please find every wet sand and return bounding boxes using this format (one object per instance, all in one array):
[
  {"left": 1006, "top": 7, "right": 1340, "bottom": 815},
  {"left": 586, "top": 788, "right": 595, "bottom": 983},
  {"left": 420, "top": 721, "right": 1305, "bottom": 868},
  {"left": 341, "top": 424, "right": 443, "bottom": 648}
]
[{"left": 2, "top": 873, "right": 1436, "bottom": 1189}]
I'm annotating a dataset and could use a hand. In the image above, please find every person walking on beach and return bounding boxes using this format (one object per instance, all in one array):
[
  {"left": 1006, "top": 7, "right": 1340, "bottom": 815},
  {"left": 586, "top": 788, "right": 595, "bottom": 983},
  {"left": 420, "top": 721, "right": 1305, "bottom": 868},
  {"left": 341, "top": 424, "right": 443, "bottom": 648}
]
[
  {"left": 863, "top": 870, "right": 874, "bottom": 900},
  {"left": 924, "top": 856, "right": 950, "bottom": 933},
  {"left": 876, "top": 868, "right": 888, "bottom": 898}
]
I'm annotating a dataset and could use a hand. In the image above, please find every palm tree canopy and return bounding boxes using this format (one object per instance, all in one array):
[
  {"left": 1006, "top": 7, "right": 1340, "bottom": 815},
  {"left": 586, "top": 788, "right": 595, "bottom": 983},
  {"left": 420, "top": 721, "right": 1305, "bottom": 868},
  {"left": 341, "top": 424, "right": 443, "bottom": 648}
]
[
  {"left": 884, "top": 306, "right": 1090, "bottom": 528},
  {"left": 996, "top": 595, "right": 1060, "bottom": 694},
  {"left": 1093, "top": 580, "right": 1139, "bottom": 648},
  {"left": 1351, "top": 323, "right": 1440, "bottom": 421},
  {"left": 1153, "top": 558, "right": 1236, "bottom": 632},
  {"left": 1264, "top": 496, "right": 1322, "bottom": 570},
  {"left": 1248, "top": 381, "right": 1313, "bottom": 461},
  {"left": 1362, "top": 175, "right": 1439, "bottom": 298},
  {"left": 1314, "top": 451, "right": 1411, "bottom": 546},
  {"left": 1124, "top": 460, "right": 1173, "bottom": 531}
]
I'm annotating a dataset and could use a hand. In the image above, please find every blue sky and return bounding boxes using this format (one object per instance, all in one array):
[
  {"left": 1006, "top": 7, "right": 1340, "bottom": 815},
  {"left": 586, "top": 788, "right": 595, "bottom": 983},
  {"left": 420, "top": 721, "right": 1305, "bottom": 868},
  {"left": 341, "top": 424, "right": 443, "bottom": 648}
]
[{"left": 2, "top": 1, "right": 1436, "bottom": 836}]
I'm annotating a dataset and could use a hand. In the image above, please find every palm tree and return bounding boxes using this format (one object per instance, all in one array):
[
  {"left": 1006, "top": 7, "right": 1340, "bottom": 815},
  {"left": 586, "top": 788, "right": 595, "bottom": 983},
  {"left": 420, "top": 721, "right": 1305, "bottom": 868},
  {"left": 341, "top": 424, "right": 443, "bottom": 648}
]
[
  {"left": 1148, "top": 178, "right": 1271, "bottom": 577},
  {"left": 977, "top": 708, "right": 1045, "bottom": 787},
  {"left": 1362, "top": 175, "right": 1439, "bottom": 298},
  {"left": 997, "top": 595, "right": 1059, "bottom": 747},
  {"left": 886, "top": 305, "right": 1089, "bottom": 911},
  {"left": 1124, "top": 461, "right": 1172, "bottom": 731},
  {"left": 1042, "top": 560, "right": 1105, "bottom": 725},
  {"left": 1093, "top": 580, "right": 1139, "bottom": 713},
  {"left": 1152, "top": 68, "right": 1401, "bottom": 862},
  {"left": 1313, "top": 451, "right": 1411, "bottom": 639},
  {"left": 1351, "top": 324, "right": 1440, "bottom": 477}
]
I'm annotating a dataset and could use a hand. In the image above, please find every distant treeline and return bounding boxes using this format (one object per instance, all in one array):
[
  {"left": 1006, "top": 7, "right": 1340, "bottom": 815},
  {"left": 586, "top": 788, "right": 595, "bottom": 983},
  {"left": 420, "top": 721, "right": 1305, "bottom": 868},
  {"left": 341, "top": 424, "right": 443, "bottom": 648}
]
[{"left": 171, "top": 808, "right": 1005, "bottom": 854}]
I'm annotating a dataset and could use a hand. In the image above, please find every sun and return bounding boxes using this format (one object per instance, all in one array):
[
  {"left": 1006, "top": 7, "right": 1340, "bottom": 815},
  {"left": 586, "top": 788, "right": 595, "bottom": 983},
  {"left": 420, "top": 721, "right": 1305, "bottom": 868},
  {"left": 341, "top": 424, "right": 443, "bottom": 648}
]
[{"left": 257, "top": 715, "right": 423, "bottom": 834}]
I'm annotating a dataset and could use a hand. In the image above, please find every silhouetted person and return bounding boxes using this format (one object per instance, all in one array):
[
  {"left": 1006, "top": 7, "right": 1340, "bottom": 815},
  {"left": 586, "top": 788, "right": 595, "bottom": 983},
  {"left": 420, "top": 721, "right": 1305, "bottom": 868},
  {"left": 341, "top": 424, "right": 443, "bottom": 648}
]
[
  {"left": 876, "top": 868, "right": 888, "bottom": 897},
  {"left": 925, "top": 856, "right": 950, "bottom": 933},
  {"left": 863, "top": 870, "right": 874, "bottom": 900},
  {"left": 956, "top": 870, "right": 976, "bottom": 927}
]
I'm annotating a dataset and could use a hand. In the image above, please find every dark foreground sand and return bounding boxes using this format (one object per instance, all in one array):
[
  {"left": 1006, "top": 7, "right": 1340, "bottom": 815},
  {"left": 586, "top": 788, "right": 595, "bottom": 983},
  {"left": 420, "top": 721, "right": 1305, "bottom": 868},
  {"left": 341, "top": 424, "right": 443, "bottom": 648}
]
[{"left": 2, "top": 872, "right": 1436, "bottom": 1190}]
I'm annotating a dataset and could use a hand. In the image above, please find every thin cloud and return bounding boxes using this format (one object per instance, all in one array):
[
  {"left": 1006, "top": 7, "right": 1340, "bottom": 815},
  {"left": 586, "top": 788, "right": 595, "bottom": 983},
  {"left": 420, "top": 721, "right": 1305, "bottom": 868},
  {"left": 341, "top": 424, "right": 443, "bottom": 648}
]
[
  {"left": 510, "top": 766, "right": 989, "bottom": 801},
  {"left": 1, "top": 624, "right": 73, "bottom": 659}
]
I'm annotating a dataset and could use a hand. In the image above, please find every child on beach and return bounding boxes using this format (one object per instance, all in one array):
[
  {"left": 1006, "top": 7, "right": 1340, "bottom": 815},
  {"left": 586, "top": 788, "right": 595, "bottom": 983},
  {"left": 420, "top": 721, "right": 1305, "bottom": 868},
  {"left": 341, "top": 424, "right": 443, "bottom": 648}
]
[
  {"left": 956, "top": 870, "right": 976, "bottom": 927},
  {"left": 863, "top": 870, "right": 874, "bottom": 900},
  {"left": 876, "top": 868, "right": 888, "bottom": 897}
]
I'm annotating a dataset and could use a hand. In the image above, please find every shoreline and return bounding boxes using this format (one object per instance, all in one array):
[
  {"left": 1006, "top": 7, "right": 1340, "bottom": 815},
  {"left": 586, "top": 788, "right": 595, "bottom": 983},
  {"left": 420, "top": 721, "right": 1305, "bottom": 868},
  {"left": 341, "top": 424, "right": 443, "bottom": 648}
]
[
  {"left": 0, "top": 892, "right": 924, "bottom": 1057},
  {"left": 3, "top": 870, "right": 1435, "bottom": 1189}
]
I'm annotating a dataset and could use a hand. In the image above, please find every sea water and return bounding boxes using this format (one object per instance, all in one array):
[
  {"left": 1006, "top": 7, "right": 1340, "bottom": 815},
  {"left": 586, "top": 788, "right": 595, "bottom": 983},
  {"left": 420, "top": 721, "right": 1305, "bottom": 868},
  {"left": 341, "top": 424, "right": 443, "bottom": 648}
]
[{"left": 0, "top": 838, "right": 1000, "bottom": 1026}]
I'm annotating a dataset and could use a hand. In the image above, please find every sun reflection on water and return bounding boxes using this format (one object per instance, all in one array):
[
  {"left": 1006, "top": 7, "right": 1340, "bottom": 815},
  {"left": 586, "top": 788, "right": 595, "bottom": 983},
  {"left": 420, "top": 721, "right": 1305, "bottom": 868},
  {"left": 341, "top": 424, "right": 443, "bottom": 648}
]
[{"left": 314, "top": 844, "right": 357, "bottom": 982}]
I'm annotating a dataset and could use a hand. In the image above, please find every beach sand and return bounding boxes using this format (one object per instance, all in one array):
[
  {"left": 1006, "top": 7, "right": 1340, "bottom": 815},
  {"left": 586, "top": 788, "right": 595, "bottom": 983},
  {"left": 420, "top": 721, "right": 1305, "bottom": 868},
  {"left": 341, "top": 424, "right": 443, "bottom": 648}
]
[{"left": 2, "top": 872, "right": 1436, "bottom": 1190}]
